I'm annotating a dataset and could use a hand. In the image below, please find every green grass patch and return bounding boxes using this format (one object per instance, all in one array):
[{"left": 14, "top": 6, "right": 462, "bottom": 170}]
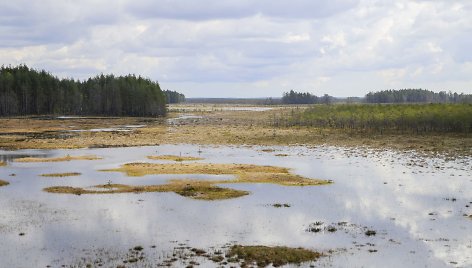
[
  {"left": 228, "top": 245, "right": 322, "bottom": 267},
  {"left": 278, "top": 103, "right": 472, "bottom": 134}
]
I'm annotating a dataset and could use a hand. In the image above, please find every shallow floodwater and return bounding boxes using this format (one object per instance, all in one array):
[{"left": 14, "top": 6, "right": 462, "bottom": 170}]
[
  {"left": 0, "top": 145, "right": 471, "bottom": 267},
  {"left": 168, "top": 105, "right": 275, "bottom": 112}
]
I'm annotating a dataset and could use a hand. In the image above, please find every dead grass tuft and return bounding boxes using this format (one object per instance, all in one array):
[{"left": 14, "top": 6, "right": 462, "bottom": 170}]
[
  {"left": 14, "top": 155, "right": 102, "bottom": 162},
  {"left": 0, "top": 180, "right": 10, "bottom": 187},
  {"left": 147, "top": 155, "right": 204, "bottom": 162},
  {"left": 44, "top": 180, "right": 249, "bottom": 200}
]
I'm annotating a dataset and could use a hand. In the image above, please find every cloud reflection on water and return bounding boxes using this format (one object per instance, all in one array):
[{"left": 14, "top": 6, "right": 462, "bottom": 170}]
[{"left": 0, "top": 145, "right": 470, "bottom": 267}]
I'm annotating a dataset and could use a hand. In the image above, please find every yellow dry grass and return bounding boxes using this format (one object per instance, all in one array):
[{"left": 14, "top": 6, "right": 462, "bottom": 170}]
[
  {"left": 147, "top": 155, "right": 204, "bottom": 162},
  {"left": 0, "top": 116, "right": 166, "bottom": 150},
  {"left": 45, "top": 162, "right": 330, "bottom": 200},
  {"left": 0, "top": 161, "right": 6, "bottom": 167},
  {"left": 0, "top": 180, "right": 9, "bottom": 187},
  {"left": 102, "top": 162, "right": 329, "bottom": 186},
  {"left": 14, "top": 155, "right": 102, "bottom": 163},
  {"left": 0, "top": 106, "right": 468, "bottom": 157}
]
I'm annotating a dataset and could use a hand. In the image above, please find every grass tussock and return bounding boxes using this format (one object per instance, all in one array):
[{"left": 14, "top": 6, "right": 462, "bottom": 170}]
[
  {"left": 228, "top": 245, "right": 322, "bottom": 267},
  {"left": 0, "top": 180, "right": 9, "bottom": 187},
  {"left": 102, "top": 162, "right": 329, "bottom": 186},
  {"left": 40, "top": 172, "right": 82, "bottom": 177},
  {"left": 14, "top": 155, "right": 102, "bottom": 162},
  {"left": 44, "top": 179, "right": 249, "bottom": 200},
  {"left": 147, "top": 155, "right": 204, "bottom": 162},
  {"left": 0, "top": 161, "right": 6, "bottom": 167}
]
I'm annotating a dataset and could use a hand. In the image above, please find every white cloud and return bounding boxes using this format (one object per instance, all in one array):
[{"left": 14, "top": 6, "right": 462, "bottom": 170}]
[{"left": 0, "top": 0, "right": 471, "bottom": 97}]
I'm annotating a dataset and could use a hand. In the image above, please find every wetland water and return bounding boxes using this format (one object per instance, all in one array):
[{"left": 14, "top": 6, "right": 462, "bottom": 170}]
[{"left": 0, "top": 145, "right": 470, "bottom": 267}]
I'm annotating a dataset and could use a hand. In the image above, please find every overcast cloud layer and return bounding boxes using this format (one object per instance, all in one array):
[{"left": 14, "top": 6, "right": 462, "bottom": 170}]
[{"left": 0, "top": 0, "right": 471, "bottom": 97}]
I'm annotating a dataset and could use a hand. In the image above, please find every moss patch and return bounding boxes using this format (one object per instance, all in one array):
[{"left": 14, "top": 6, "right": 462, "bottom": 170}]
[
  {"left": 44, "top": 180, "right": 248, "bottom": 200},
  {"left": 147, "top": 155, "right": 204, "bottom": 162},
  {"left": 228, "top": 245, "right": 322, "bottom": 267},
  {"left": 14, "top": 155, "right": 102, "bottom": 162},
  {"left": 0, "top": 180, "right": 10, "bottom": 187},
  {"left": 40, "top": 172, "right": 82, "bottom": 177},
  {"left": 102, "top": 162, "right": 330, "bottom": 186}
]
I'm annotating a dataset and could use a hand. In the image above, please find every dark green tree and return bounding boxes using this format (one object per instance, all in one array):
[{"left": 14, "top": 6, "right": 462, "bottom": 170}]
[{"left": 0, "top": 65, "right": 168, "bottom": 117}]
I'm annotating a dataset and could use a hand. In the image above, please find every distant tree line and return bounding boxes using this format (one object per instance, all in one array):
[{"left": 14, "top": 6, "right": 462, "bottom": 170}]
[
  {"left": 281, "top": 89, "right": 472, "bottom": 105},
  {"left": 281, "top": 90, "right": 334, "bottom": 104},
  {"left": 0, "top": 65, "right": 167, "bottom": 116},
  {"left": 164, "top": 90, "right": 185, "bottom": 104},
  {"left": 365, "top": 89, "right": 472, "bottom": 104}
]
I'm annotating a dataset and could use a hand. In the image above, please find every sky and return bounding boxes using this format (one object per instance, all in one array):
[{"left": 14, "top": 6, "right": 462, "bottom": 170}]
[{"left": 0, "top": 0, "right": 471, "bottom": 98}]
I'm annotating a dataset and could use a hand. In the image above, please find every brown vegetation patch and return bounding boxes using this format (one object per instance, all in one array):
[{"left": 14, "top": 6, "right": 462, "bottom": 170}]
[
  {"left": 147, "top": 155, "right": 204, "bottom": 162},
  {"left": 40, "top": 172, "right": 82, "bottom": 177},
  {"left": 275, "top": 154, "right": 289, "bottom": 157},
  {"left": 45, "top": 162, "right": 330, "bottom": 200},
  {"left": 0, "top": 116, "right": 165, "bottom": 150},
  {"left": 272, "top": 203, "right": 291, "bottom": 208},
  {"left": 227, "top": 245, "right": 322, "bottom": 267},
  {"left": 14, "top": 155, "right": 102, "bottom": 162},
  {"left": 102, "top": 162, "right": 330, "bottom": 186},
  {"left": 1, "top": 107, "right": 467, "bottom": 157},
  {"left": 0, "top": 180, "right": 10, "bottom": 187},
  {"left": 0, "top": 161, "right": 6, "bottom": 166},
  {"left": 44, "top": 180, "right": 248, "bottom": 200}
]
